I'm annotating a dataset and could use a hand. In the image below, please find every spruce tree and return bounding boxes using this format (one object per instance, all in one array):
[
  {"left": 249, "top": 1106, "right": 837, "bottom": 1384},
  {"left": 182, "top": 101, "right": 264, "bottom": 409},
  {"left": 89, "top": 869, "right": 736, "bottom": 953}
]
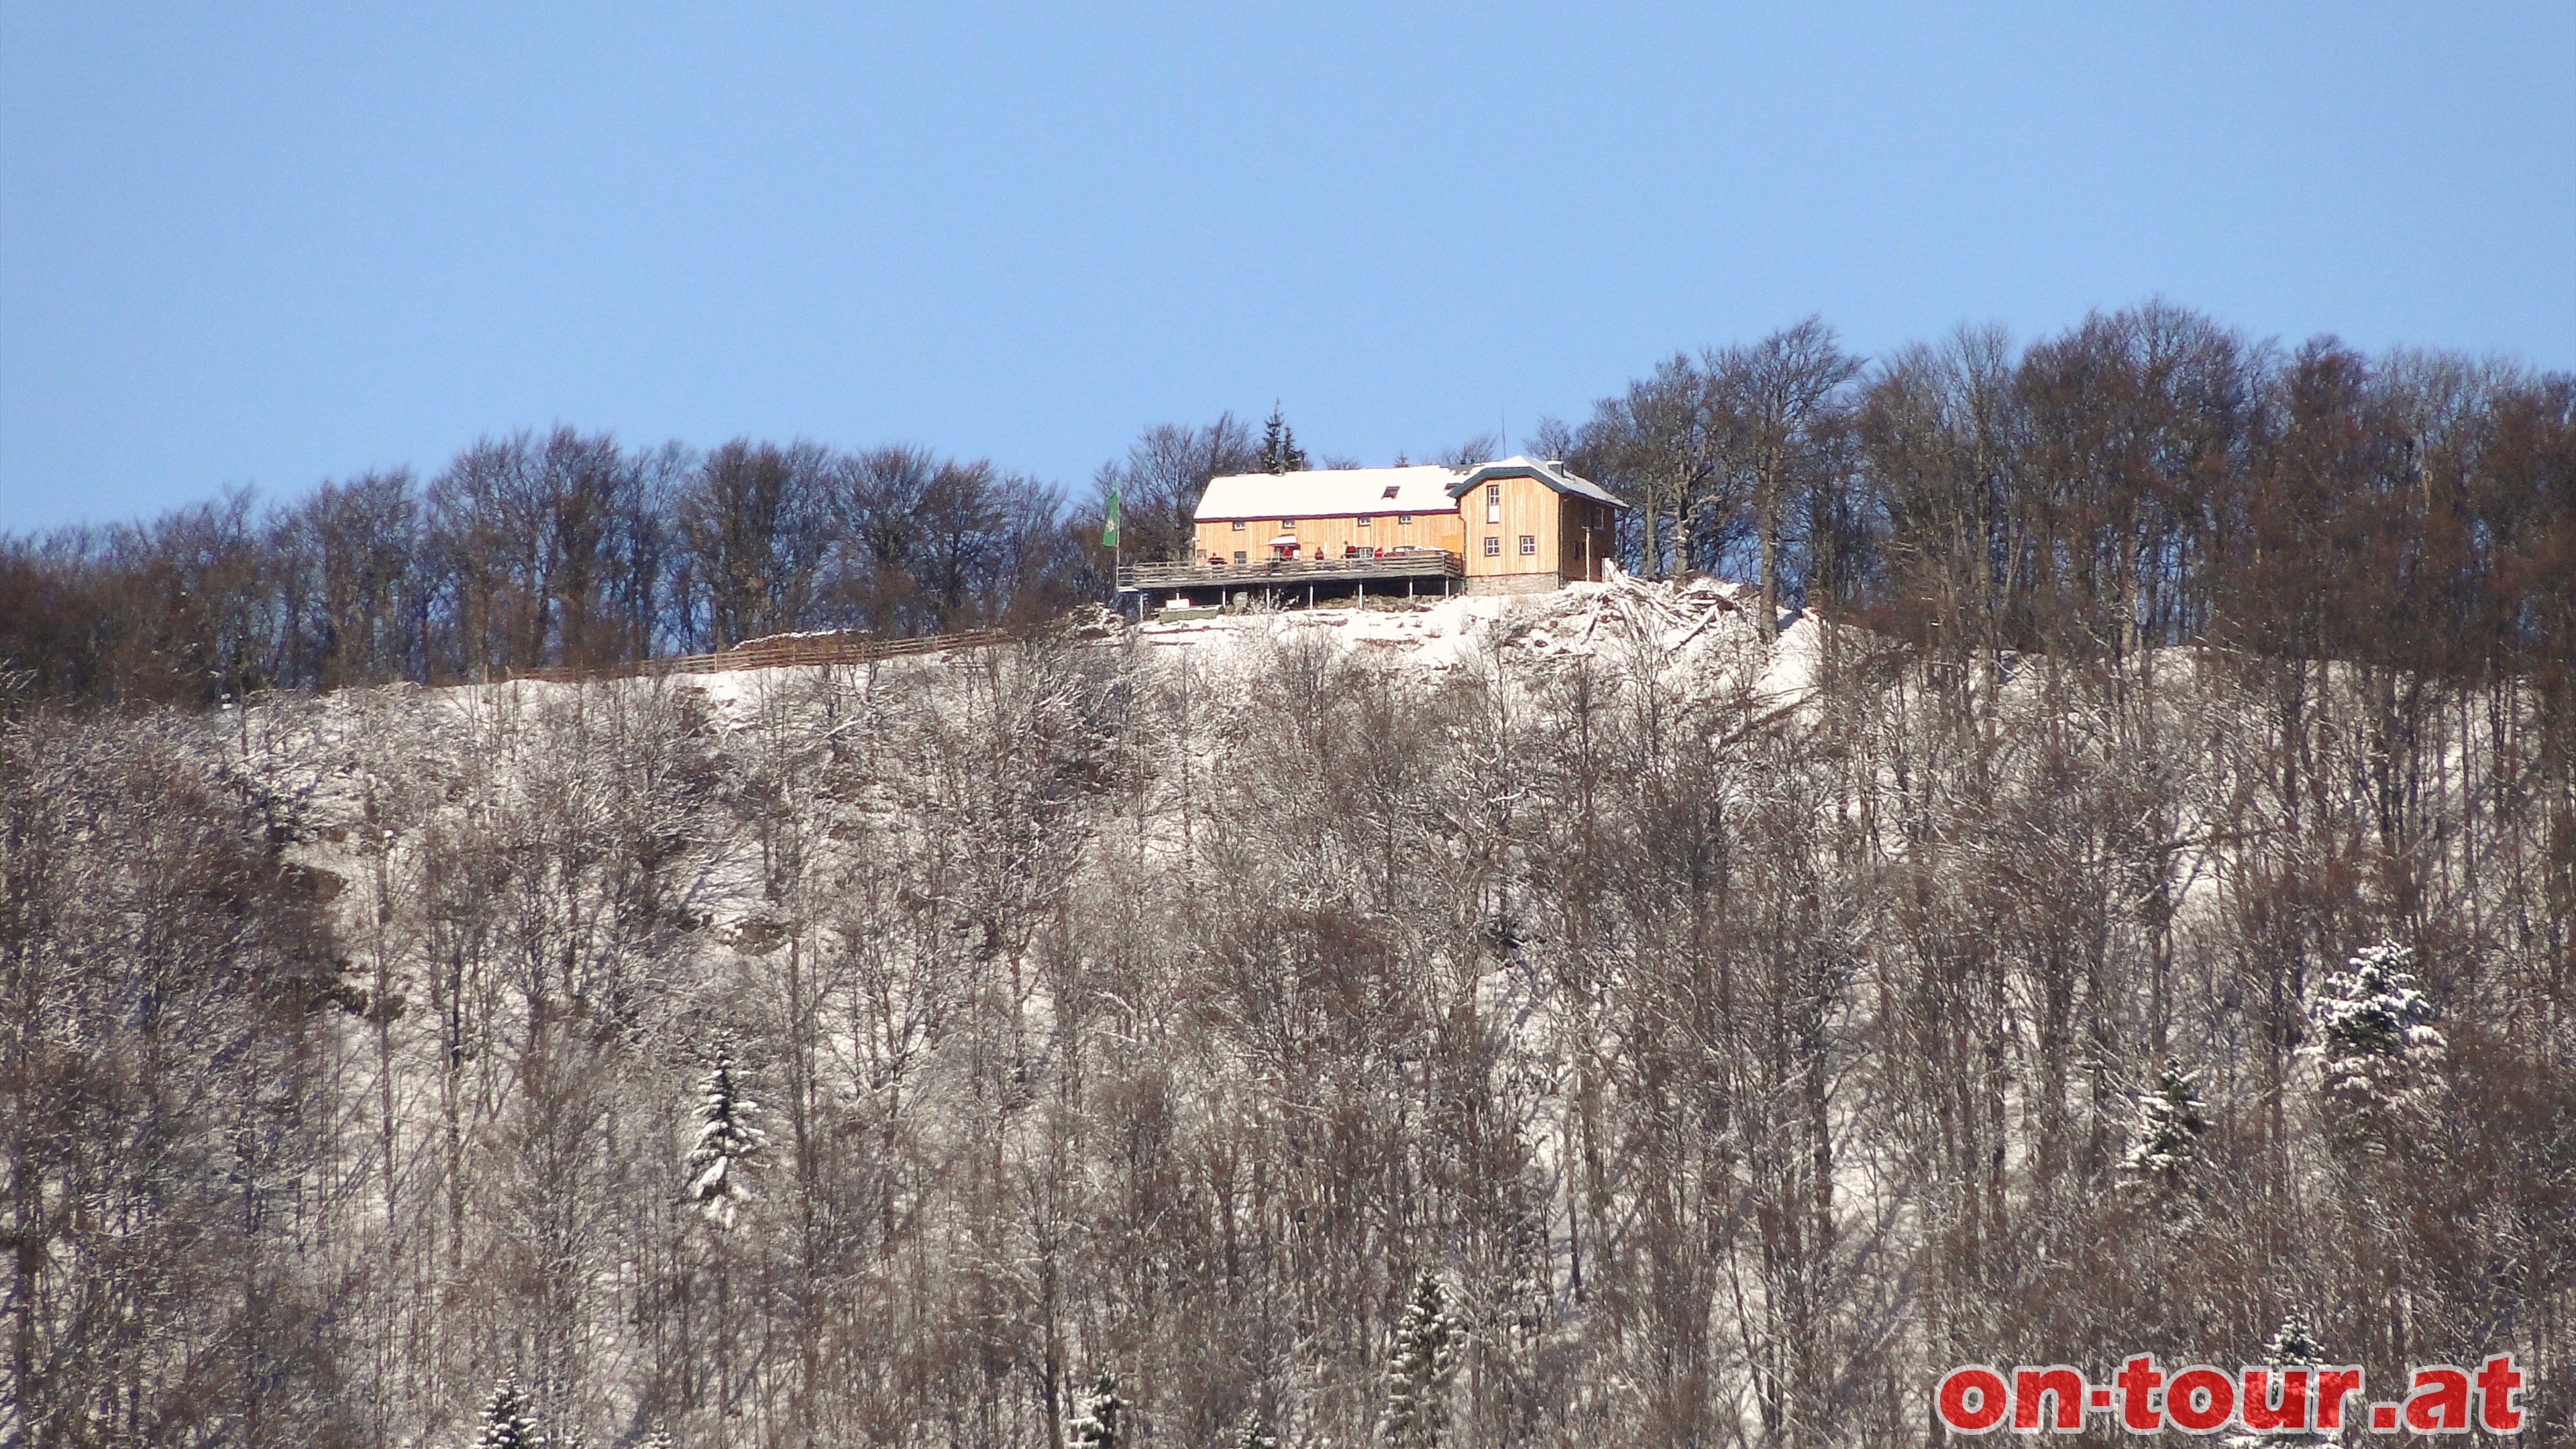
[
  {"left": 685, "top": 1038, "right": 767, "bottom": 1229},
  {"left": 2119, "top": 1063, "right": 2208, "bottom": 1192},
  {"left": 1379, "top": 1268, "right": 1462, "bottom": 1449},
  {"left": 470, "top": 1378, "right": 539, "bottom": 1449},
  {"left": 2263, "top": 1314, "right": 2325, "bottom": 1368},
  {"left": 2223, "top": 1316, "right": 2331, "bottom": 1447},
  {"left": 1066, "top": 1372, "right": 1126, "bottom": 1449},
  {"left": 1232, "top": 1409, "right": 1277, "bottom": 1449},
  {"left": 1259, "top": 404, "right": 1307, "bottom": 475},
  {"left": 2309, "top": 942, "right": 2445, "bottom": 1146}
]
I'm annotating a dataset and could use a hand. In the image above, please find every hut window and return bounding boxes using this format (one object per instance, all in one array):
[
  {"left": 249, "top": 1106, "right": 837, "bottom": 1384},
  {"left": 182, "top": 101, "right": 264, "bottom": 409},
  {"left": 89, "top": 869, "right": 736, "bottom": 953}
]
[
  {"left": 1232, "top": 520, "right": 1245, "bottom": 531},
  {"left": 1233, "top": 550, "right": 1247, "bottom": 564},
  {"left": 1357, "top": 514, "right": 1371, "bottom": 529},
  {"left": 1519, "top": 535, "right": 1536, "bottom": 555},
  {"left": 1485, "top": 484, "right": 1501, "bottom": 523},
  {"left": 1395, "top": 513, "right": 1412, "bottom": 525},
  {"left": 1483, "top": 536, "right": 1501, "bottom": 557},
  {"left": 1381, "top": 484, "right": 1401, "bottom": 498}
]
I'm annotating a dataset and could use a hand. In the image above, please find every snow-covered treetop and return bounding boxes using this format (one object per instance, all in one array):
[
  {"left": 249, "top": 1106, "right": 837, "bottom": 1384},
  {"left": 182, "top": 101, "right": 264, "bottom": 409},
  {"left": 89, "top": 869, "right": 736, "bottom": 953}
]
[
  {"left": 2119, "top": 1063, "right": 2208, "bottom": 1191},
  {"left": 2310, "top": 942, "right": 2443, "bottom": 1067},
  {"left": 2308, "top": 942, "right": 2445, "bottom": 1136},
  {"left": 2261, "top": 1313, "right": 2326, "bottom": 1368},
  {"left": 1066, "top": 1372, "right": 1126, "bottom": 1449},
  {"left": 2220, "top": 1316, "right": 2334, "bottom": 1446},
  {"left": 471, "top": 1378, "right": 539, "bottom": 1449},
  {"left": 1232, "top": 1409, "right": 1279, "bottom": 1449},
  {"left": 685, "top": 1036, "right": 767, "bottom": 1230},
  {"left": 1381, "top": 1268, "right": 1464, "bottom": 1449}
]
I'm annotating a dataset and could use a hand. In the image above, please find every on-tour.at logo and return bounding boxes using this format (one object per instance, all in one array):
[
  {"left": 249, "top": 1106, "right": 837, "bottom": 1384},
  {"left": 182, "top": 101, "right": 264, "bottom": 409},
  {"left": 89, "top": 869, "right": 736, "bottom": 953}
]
[{"left": 1935, "top": 1354, "right": 2524, "bottom": 1436}]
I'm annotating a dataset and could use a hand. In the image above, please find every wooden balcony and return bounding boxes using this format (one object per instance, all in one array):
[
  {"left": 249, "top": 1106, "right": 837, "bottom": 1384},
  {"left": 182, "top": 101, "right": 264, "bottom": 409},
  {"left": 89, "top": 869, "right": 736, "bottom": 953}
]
[{"left": 1117, "top": 551, "right": 1465, "bottom": 594}]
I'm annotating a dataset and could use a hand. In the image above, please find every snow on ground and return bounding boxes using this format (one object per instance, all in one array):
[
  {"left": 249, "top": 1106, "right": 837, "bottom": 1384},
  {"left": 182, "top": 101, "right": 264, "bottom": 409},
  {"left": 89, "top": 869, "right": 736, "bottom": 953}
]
[
  {"left": 217, "top": 574, "right": 1798, "bottom": 1044},
  {"left": 1134, "top": 571, "right": 1774, "bottom": 687}
]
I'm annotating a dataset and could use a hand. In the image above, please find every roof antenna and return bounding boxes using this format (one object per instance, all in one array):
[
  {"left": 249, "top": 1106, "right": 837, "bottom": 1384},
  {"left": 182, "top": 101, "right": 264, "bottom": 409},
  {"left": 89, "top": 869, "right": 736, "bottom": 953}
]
[{"left": 1499, "top": 409, "right": 1508, "bottom": 462}]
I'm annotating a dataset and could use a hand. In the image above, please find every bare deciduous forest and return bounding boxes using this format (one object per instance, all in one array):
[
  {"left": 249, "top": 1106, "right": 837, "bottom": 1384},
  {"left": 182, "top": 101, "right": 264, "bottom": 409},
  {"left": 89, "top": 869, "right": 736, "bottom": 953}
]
[{"left": 5, "top": 303, "right": 2575, "bottom": 1447}]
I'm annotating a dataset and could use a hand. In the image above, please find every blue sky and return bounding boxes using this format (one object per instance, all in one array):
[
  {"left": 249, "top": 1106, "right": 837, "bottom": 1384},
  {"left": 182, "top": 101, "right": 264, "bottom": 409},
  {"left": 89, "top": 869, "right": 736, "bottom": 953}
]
[{"left": 3, "top": 3, "right": 2570, "bottom": 533}]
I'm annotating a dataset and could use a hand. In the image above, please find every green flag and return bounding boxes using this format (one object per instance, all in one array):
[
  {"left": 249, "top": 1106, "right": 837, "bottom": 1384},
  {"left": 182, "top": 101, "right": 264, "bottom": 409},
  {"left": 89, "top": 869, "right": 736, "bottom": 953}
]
[{"left": 1101, "top": 489, "right": 1120, "bottom": 549}]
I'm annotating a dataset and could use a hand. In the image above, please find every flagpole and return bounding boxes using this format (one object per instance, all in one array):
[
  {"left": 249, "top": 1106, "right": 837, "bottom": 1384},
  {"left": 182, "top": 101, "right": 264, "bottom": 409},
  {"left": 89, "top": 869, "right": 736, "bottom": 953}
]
[{"left": 1104, "top": 488, "right": 1124, "bottom": 619}]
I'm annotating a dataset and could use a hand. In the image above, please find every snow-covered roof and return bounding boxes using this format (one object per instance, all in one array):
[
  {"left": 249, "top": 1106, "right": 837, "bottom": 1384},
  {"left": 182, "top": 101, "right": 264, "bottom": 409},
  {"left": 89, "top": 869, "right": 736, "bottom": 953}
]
[
  {"left": 1194, "top": 464, "right": 1467, "bottom": 521},
  {"left": 1450, "top": 455, "right": 1625, "bottom": 508}
]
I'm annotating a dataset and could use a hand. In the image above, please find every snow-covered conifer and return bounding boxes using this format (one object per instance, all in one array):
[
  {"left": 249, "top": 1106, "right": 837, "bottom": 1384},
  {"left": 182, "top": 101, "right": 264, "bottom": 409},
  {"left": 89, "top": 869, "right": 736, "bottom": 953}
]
[
  {"left": 1231, "top": 1409, "right": 1277, "bottom": 1449},
  {"left": 1065, "top": 1372, "right": 1126, "bottom": 1449},
  {"left": 2223, "top": 1316, "right": 2331, "bottom": 1446},
  {"left": 1379, "top": 1267, "right": 1462, "bottom": 1449},
  {"left": 470, "top": 1378, "right": 539, "bottom": 1449},
  {"left": 2262, "top": 1314, "right": 2325, "bottom": 1368},
  {"left": 2308, "top": 942, "right": 2445, "bottom": 1142},
  {"left": 684, "top": 1038, "right": 766, "bottom": 1229},
  {"left": 2119, "top": 1063, "right": 2208, "bottom": 1191}
]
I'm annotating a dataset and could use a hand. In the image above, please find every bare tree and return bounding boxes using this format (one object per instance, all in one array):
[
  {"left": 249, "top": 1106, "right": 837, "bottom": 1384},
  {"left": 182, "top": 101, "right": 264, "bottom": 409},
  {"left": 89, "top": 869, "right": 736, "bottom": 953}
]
[
  {"left": 1091, "top": 415, "right": 1258, "bottom": 564},
  {"left": 678, "top": 439, "right": 835, "bottom": 650},
  {"left": 1717, "top": 317, "right": 1864, "bottom": 633}
]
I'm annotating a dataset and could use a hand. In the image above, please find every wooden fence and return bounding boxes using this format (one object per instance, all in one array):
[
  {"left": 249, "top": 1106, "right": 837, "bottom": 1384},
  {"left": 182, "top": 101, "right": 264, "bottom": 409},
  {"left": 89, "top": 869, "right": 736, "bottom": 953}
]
[{"left": 508, "top": 628, "right": 1014, "bottom": 685}]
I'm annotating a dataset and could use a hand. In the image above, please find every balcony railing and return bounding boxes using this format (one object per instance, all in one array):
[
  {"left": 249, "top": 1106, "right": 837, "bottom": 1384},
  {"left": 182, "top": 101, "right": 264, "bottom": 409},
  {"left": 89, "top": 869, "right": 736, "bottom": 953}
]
[{"left": 1117, "top": 551, "right": 1464, "bottom": 592}]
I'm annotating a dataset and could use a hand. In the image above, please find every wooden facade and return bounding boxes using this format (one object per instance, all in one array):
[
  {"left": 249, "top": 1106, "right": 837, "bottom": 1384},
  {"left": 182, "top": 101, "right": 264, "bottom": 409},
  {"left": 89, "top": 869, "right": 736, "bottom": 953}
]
[
  {"left": 1191, "top": 509, "right": 1466, "bottom": 569},
  {"left": 1455, "top": 466, "right": 1621, "bottom": 590},
  {"left": 1173, "top": 457, "right": 1623, "bottom": 600}
]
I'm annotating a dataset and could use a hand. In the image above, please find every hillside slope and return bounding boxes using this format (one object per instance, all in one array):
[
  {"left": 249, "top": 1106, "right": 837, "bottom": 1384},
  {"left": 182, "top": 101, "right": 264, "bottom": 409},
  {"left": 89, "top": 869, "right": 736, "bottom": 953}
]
[{"left": 7, "top": 574, "right": 2570, "bottom": 1449}]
